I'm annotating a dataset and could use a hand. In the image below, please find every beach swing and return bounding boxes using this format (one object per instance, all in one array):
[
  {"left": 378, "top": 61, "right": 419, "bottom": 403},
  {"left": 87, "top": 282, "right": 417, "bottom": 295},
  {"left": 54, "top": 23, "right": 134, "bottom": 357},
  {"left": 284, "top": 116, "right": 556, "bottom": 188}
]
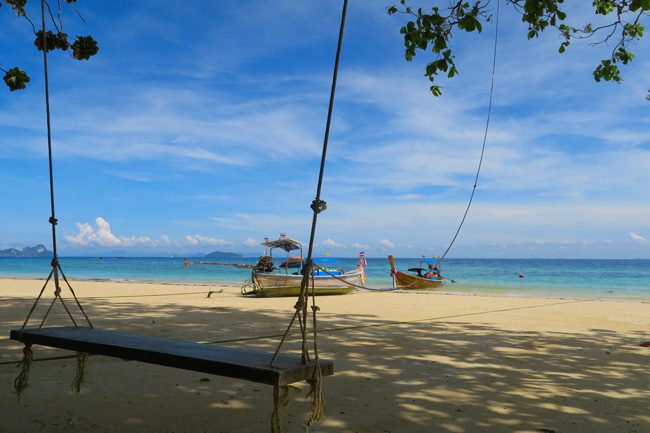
[{"left": 10, "top": 1, "right": 349, "bottom": 431}]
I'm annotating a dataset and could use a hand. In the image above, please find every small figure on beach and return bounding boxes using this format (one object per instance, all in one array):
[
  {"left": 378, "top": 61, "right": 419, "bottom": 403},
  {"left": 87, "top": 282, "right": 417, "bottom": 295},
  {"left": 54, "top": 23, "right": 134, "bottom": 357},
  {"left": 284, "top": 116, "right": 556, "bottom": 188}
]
[{"left": 519, "top": 273, "right": 525, "bottom": 279}]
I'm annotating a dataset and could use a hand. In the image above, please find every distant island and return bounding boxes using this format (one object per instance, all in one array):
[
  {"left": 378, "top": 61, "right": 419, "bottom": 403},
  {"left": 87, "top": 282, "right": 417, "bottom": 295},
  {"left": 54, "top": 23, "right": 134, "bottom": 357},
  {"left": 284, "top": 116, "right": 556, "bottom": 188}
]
[
  {"left": 203, "top": 250, "right": 243, "bottom": 260},
  {"left": 0, "top": 244, "right": 53, "bottom": 258}
]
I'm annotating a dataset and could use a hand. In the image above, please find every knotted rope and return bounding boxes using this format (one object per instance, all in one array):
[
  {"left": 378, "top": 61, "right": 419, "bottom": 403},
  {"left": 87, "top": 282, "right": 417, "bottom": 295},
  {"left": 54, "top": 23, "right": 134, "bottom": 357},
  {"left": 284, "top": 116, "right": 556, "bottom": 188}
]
[{"left": 304, "top": 348, "right": 324, "bottom": 431}]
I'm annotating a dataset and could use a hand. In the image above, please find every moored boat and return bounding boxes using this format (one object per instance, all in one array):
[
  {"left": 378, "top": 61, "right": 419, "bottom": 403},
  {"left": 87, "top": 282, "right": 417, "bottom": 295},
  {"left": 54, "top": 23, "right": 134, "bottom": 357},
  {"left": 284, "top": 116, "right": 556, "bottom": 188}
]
[
  {"left": 388, "top": 255, "right": 443, "bottom": 289},
  {"left": 243, "top": 235, "right": 365, "bottom": 297}
]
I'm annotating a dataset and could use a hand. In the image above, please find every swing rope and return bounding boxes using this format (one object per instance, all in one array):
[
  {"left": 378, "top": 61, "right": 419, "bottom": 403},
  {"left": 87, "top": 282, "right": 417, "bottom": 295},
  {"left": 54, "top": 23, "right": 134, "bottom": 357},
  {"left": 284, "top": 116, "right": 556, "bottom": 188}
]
[
  {"left": 270, "top": 0, "right": 349, "bottom": 430},
  {"left": 434, "top": 0, "right": 500, "bottom": 268},
  {"left": 19, "top": 0, "right": 93, "bottom": 333},
  {"left": 14, "top": 0, "right": 93, "bottom": 398}
]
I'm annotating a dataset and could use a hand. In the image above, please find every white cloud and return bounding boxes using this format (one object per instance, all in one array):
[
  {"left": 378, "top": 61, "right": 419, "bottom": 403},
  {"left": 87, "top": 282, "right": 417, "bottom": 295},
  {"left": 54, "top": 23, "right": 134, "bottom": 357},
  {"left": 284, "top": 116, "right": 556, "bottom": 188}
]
[
  {"left": 379, "top": 239, "right": 395, "bottom": 249},
  {"left": 65, "top": 217, "right": 161, "bottom": 247},
  {"left": 628, "top": 232, "right": 648, "bottom": 244},
  {"left": 350, "top": 242, "right": 370, "bottom": 250},
  {"left": 65, "top": 218, "right": 233, "bottom": 250},
  {"left": 211, "top": 212, "right": 310, "bottom": 235},
  {"left": 322, "top": 238, "right": 346, "bottom": 248},
  {"left": 1, "top": 82, "right": 324, "bottom": 168},
  {"left": 242, "top": 237, "right": 260, "bottom": 248},
  {"left": 185, "top": 235, "right": 231, "bottom": 246},
  {"left": 106, "top": 170, "right": 155, "bottom": 183}
]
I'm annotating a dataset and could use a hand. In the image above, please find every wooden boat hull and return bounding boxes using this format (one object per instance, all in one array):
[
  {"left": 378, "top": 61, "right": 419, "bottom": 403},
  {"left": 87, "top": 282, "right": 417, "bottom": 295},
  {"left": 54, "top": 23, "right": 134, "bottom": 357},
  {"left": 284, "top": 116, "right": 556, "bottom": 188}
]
[
  {"left": 393, "top": 271, "right": 443, "bottom": 289},
  {"left": 387, "top": 256, "right": 443, "bottom": 290},
  {"left": 250, "top": 269, "right": 363, "bottom": 297}
]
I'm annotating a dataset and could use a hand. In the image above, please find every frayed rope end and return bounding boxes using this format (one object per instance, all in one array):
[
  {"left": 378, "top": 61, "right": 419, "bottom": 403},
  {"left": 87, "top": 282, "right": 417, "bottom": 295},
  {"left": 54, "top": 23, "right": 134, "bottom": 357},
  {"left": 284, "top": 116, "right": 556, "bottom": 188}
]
[
  {"left": 71, "top": 351, "right": 89, "bottom": 396},
  {"left": 14, "top": 344, "right": 33, "bottom": 400}
]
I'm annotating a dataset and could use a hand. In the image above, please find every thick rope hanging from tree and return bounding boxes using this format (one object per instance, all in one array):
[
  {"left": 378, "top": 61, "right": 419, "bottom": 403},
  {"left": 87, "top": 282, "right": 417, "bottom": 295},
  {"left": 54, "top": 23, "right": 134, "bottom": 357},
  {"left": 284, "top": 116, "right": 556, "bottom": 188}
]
[
  {"left": 14, "top": 0, "right": 93, "bottom": 398},
  {"left": 270, "top": 1, "right": 349, "bottom": 431}
]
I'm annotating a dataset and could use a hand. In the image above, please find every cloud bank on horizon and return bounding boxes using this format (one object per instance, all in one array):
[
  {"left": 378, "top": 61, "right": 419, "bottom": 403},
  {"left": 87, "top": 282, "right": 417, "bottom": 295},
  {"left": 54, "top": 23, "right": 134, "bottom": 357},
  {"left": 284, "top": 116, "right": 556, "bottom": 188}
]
[{"left": 1, "top": 1, "right": 649, "bottom": 258}]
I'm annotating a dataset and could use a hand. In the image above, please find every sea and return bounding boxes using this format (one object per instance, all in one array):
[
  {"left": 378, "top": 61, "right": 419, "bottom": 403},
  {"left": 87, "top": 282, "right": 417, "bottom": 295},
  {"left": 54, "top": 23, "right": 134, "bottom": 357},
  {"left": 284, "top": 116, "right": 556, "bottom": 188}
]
[{"left": 0, "top": 257, "right": 648, "bottom": 301}]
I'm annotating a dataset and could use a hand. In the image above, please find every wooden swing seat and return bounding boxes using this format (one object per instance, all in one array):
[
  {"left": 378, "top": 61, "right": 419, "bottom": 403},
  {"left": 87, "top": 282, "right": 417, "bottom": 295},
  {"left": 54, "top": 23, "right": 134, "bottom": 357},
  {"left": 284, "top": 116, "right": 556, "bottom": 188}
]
[{"left": 10, "top": 327, "right": 333, "bottom": 386}]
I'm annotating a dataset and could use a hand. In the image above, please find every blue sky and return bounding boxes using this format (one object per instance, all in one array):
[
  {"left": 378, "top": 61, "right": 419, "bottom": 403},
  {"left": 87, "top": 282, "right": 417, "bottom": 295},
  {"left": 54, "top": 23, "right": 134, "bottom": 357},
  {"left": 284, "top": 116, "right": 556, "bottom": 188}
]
[{"left": 1, "top": 1, "right": 649, "bottom": 258}]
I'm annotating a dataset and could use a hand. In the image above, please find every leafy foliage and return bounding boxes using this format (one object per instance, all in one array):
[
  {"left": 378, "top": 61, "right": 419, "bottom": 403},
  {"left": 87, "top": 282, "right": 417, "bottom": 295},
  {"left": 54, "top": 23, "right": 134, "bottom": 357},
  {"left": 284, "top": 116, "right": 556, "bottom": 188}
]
[
  {"left": 2, "top": 66, "right": 30, "bottom": 91},
  {"left": 1, "top": 0, "right": 98, "bottom": 91},
  {"left": 71, "top": 35, "right": 98, "bottom": 60},
  {"left": 389, "top": 1, "right": 489, "bottom": 96},
  {"left": 3, "top": 0, "right": 28, "bottom": 16},
  {"left": 389, "top": 0, "right": 649, "bottom": 97},
  {"left": 34, "top": 30, "right": 69, "bottom": 52}
]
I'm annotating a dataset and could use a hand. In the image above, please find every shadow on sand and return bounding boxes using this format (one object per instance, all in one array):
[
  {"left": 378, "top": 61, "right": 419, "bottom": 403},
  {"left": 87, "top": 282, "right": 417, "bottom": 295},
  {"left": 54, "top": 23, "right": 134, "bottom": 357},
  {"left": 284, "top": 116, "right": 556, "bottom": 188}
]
[{"left": 0, "top": 293, "right": 648, "bottom": 433}]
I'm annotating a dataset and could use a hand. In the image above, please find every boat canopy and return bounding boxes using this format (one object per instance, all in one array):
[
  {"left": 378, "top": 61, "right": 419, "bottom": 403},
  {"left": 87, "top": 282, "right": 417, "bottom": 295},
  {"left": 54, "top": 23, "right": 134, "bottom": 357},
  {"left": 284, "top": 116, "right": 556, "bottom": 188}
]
[
  {"left": 408, "top": 267, "right": 427, "bottom": 272},
  {"left": 262, "top": 238, "right": 303, "bottom": 252}
]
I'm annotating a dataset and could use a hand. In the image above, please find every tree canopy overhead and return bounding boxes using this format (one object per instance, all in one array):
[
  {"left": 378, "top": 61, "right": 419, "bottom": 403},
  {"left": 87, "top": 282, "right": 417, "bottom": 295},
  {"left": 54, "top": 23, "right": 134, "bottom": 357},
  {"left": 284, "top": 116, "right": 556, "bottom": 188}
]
[
  {"left": 1, "top": 0, "right": 98, "bottom": 91},
  {"left": 389, "top": 0, "right": 649, "bottom": 97}
]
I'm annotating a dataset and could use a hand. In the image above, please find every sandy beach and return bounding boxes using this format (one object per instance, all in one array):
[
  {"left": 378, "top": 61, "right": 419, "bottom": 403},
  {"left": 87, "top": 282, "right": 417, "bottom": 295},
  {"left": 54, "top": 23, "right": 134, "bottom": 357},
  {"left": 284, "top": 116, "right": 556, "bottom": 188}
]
[{"left": 1, "top": 277, "right": 648, "bottom": 433}]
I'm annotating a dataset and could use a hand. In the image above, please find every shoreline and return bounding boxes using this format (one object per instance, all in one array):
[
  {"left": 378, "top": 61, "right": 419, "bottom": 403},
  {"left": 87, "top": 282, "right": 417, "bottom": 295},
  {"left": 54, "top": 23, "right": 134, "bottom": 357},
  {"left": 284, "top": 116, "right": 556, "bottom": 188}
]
[
  {"left": 1, "top": 257, "right": 649, "bottom": 302},
  {"left": 0, "top": 274, "right": 647, "bottom": 303}
]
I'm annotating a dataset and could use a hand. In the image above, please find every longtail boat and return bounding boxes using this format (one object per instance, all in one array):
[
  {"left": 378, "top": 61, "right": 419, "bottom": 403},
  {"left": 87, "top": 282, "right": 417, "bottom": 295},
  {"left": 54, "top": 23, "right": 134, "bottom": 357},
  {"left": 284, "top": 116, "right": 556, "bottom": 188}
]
[
  {"left": 388, "top": 255, "right": 443, "bottom": 290},
  {"left": 243, "top": 235, "right": 365, "bottom": 297}
]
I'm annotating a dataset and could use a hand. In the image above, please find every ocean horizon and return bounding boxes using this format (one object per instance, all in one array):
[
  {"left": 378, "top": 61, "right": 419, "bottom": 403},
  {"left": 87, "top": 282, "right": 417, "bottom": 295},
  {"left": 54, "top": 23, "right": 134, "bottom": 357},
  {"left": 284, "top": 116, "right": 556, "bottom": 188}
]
[{"left": 1, "top": 257, "right": 648, "bottom": 301}]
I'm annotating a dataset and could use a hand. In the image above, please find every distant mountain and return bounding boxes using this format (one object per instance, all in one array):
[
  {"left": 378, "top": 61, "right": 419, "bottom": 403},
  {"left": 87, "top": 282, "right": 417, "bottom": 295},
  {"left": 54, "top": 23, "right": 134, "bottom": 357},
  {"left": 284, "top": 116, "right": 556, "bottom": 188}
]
[
  {"left": 0, "top": 244, "right": 53, "bottom": 258},
  {"left": 204, "top": 250, "right": 244, "bottom": 260}
]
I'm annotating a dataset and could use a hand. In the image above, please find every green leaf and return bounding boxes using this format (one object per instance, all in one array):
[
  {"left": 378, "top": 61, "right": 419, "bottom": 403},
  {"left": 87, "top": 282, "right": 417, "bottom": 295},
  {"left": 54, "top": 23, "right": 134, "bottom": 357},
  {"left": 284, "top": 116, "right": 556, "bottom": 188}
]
[
  {"left": 3, "top": 67, "right": 30, "bottom": 91},
  {"left": 34, "top": 30, "right": 59, "bottom": 53},
  {"left": 5, "top": 0, "right": 26, "bottom": 15},
  {"left": 433, "top": 35, "right": 446, "bottom": 53},
  {"left": 72, "top": 36, "right": 99, "bottom": 60}
]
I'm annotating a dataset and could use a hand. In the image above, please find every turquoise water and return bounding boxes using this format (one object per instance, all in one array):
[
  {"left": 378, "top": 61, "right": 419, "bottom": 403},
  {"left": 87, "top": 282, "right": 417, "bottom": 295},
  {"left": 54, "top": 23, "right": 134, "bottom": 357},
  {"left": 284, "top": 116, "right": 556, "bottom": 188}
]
[{"left": 0, "top": 257, "right": 648, "bottom": 300}]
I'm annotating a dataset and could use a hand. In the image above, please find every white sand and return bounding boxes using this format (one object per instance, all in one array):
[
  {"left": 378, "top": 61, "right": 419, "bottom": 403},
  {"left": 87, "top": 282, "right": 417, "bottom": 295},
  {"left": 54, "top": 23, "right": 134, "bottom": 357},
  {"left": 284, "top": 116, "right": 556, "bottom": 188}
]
[{"left": 1, "top": 278, "right": 648, "bottom": 433}]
